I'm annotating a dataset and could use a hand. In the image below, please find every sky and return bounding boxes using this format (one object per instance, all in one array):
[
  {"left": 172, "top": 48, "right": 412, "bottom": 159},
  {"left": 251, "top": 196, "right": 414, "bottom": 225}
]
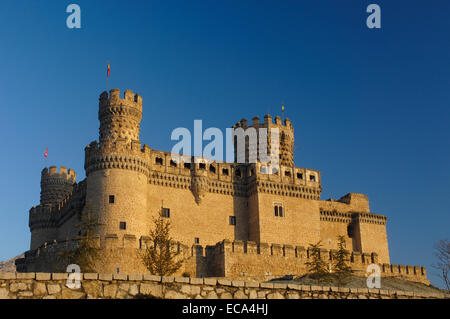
[{"left": 0, "top": 1, "right": 448, "bottom": 288}]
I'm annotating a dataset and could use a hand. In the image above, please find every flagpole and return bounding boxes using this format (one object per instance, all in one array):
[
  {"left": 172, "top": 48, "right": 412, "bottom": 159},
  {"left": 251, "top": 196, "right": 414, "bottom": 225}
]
[
  {"left": 44, "top": 146, "right": 48, "bottom": 168},
  {"left": 106, "top": 61, "right": 110, "bottom": 92}
]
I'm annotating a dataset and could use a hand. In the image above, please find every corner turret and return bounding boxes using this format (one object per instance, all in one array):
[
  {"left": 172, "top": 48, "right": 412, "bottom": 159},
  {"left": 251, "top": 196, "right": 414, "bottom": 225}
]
[
  {"left": 40, "top": 166, "right": 76, "bottom": 206},
  {"left": 29, "top": 166, "right": 76, "bottom": 250}
]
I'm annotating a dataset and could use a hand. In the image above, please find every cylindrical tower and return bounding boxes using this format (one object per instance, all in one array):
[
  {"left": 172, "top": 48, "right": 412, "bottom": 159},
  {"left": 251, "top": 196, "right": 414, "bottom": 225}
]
[
  {"left": 99, "top": 88, "right": 143, "bottom": 144},
  {"left": 40, "top": 166, "right": 77, "bottom": 205},
  {"left": 30, "top": 166, "right": 76, "bottom": 250},
  {"left": 84, "top": 89, "right": 150, "bottom": 245}
]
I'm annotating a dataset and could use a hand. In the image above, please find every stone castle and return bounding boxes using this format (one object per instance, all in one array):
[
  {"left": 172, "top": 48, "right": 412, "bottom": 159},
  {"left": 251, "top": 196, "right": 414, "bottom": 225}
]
[{"left": 16, "top": 89, "right": 428, "bottom": 284}]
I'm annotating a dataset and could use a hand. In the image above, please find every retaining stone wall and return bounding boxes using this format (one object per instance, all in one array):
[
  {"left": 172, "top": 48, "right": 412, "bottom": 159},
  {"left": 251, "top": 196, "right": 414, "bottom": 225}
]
[{"left": 0, "top": 272, "right": 447, "bottom": 299}]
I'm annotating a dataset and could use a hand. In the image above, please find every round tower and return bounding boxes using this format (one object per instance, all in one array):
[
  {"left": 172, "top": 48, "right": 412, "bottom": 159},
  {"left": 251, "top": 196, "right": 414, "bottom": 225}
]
[
  {"left": 99, "top": 88, "right": 143, "bottom": 144},
  {"left": 29, "top": 166, "right": 76, "bottom": 250},
  {"left": 40, "top": 166, "right": 77, "bottom": 205},
  {"left": 84, "top": 89, "right": 150, "bottom": 247}
]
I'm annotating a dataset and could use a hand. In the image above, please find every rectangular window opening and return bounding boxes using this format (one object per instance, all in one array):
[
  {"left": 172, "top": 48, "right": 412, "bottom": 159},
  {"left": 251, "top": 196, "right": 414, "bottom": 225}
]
[
  {"left": 161, "top": 208, "right": 170, "bottom": 218},
  {"left": 274, "top": 204, "right": 284, "bottom": 217}
]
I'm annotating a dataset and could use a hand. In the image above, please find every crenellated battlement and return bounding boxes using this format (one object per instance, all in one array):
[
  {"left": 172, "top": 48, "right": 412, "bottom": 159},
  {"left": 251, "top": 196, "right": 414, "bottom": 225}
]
[
  {"left": 207, "top": 240, "right": 428, "bottom": 284},
  {"left": 99, "top": 88, "right": 142, "bottom": 111},
  {"left": 84, "top": 140, "right": 151, "bottom": 176},
  {"left": 98, "top": 89, "right": 143, "bottom": 144},
  {"left": 41, "top": 166, "right": 76, "bottom": 183},
  {"left": 28, "top": 232, "right": 192, "bottom": 257},
  {"left": 233, "top": 114, "right": 293, "bottom": 130}
]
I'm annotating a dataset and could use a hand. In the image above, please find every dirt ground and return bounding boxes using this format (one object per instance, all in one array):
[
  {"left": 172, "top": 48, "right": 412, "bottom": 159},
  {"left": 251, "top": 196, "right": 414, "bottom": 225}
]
[{"left": 270, "top": 274, "right": 448, "bottom": 295}]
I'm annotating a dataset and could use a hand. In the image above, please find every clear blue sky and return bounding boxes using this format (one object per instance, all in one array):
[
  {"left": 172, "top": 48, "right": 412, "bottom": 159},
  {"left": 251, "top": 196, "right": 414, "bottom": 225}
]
[{"left": 0, "top": 1, "right": 448, "bottom": 288}]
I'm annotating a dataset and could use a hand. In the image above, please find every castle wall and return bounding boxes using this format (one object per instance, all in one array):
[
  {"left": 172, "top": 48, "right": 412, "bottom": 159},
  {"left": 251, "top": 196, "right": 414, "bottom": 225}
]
[
  {"left": 319, "top": 220, "right": 354, "bottom": 252},
  {"left": 147, "top": 183, "right": 249, "bottom": 247},
  {"left": 317, "top": 197, "right": 389, "bottom": 263},
  {"left": 212, "top": 240, "right": 427, "bottom": 285},
  {"left": 248, "top": 192, "right": 260, "bottom": 242},
  {"left": 56, "top": 213, "right": 80, "bottom": 242},
  {"left": 16, "top": 237, "right": 427, "bottom": 286},
  {"left": 30, "top": 228, "right": 57, "bottom": 251},
  {"left": 318, "top": 201, "right": 359, "bottom": 252},
  {"left": 255, "top": 193, "right": 321, "bottom": 247},
  {"left": 356, "top": 220, "right": 390, "bottom": 264}
]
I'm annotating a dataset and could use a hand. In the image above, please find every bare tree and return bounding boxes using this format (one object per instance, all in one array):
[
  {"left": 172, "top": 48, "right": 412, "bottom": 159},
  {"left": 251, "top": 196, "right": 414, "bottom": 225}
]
[
  {"left": 140, "top": 214, "right": 184, "bottom": 276},
  {"left": 432, "top": 239, "right": 450, "bottom": 290}
]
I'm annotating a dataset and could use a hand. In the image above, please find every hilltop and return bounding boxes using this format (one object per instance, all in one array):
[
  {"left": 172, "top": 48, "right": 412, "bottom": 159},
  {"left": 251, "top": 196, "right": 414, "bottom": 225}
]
[{"left": 0, "top": 254, "right": 24, "bottom": 272}]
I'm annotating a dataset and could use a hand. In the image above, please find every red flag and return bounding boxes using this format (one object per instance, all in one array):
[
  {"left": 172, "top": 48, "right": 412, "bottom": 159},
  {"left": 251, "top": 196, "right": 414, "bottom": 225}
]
[
  {"left": 107, "top": 61, "right": 110, "bottom": 77},
  {"left": 44, "top": 147, "right": 48, "bottom": 158}
]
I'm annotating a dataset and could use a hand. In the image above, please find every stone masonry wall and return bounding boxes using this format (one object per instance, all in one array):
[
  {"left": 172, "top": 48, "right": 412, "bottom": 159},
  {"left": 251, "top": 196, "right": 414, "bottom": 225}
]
[
  {"left": 211, "top": 240, "right": 429, "bottom": 284},
  {"left": 0, "top": 272, "right": 448, "bottom": 300}
]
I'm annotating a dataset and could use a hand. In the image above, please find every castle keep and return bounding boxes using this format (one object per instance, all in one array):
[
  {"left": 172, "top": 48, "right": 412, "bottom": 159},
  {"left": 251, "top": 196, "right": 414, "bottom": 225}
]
[{"left": 16, "top": 89, "right": 428, "bottom": 284}]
